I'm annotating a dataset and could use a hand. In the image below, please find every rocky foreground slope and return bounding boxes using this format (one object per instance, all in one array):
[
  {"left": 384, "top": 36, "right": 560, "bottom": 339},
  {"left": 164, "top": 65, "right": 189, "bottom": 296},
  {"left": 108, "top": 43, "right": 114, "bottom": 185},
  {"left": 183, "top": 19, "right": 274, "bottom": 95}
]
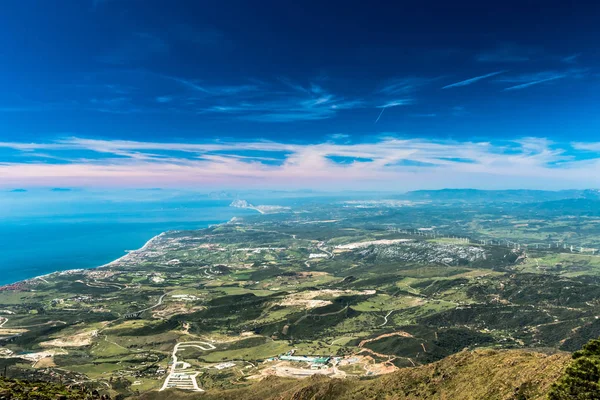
[{"left": 137, "top": 349, "right": 570, "bottom": 400}]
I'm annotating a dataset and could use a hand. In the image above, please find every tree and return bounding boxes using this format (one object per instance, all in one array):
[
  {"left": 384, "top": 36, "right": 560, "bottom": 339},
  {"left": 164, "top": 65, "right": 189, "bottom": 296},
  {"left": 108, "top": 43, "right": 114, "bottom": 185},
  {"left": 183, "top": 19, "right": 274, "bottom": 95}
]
[{"left": 548, "top": 339, "right": 600, "bottom": 399}]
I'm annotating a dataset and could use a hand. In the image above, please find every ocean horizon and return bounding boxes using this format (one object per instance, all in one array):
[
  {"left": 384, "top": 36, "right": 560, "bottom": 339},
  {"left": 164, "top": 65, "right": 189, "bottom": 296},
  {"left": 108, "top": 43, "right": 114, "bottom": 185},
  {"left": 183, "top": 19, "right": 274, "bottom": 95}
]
[{"left": 0, "top": 194, "right": 258, "bottom": 286}]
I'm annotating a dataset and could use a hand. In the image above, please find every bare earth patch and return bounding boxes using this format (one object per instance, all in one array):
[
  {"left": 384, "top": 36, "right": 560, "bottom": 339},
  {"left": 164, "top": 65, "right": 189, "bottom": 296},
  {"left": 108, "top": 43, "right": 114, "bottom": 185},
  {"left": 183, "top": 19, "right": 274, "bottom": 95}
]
[
  {"left": 339, "top": 354, "right": 398, "bottom": 375},
  {"left": 34, "top": 356, "right": 57, "bottom": 368},
  {"left": 279, "top": 289, "right": 375, "bottom": 309},
  {"left": 0, "top": 328, "right": 28, "bottom": 335},
  {"left": 19, "top": 349, "right": 68, "bottom": 363},
  {"left": 296, "top": 271, "right": 329, "bottom": 277},
  {"left": 152, "top": 304, "right": 205, "bottom": 319},
  {"left": 40, "top": 329, "right": 98, "bottom": 348},
  {"left": 258, "top": 361, "right": 345, "bottom": 379},
  {"left": 358, "top": 330, "right": 414, "bottom": 348}
]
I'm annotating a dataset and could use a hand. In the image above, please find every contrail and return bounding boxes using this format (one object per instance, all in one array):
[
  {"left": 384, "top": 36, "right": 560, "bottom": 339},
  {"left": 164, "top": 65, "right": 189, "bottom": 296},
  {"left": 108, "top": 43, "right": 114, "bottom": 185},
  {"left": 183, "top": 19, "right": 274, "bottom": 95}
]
[
  {"left": 375, "top": 107, "right": 386, "bottom": 124},
  {"left": 374, "top": 99, "right": 413, "bottom": 123}
]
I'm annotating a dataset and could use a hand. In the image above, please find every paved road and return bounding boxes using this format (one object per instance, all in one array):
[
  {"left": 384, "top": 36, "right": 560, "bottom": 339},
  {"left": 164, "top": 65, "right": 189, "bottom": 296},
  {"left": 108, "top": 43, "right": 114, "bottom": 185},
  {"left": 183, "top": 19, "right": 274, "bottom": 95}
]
[
  {"left": 317, "top": 242, "right": 334, "bottom": 259},
  {"left": 138, "top": 293, "right": 167, "bottom": 313},
  {"left": 0, "top": 319, "right": 67, "bottom": 329},
  {"left": 378, "top": 310, "right": 395, "bottom": 327},
  {"left": 160, "top": 341, "right": 216, "bottom": 392}
]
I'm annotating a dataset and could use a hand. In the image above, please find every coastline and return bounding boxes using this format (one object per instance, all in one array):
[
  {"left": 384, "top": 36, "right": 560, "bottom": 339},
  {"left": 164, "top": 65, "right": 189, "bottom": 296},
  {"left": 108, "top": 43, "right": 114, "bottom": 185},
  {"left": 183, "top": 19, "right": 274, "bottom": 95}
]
[
  {"left": 99, "top": 231, "right": 167, "bottom": 268},
  {"left": 6, "top": 212, "right": 259, "bottom": 288},
  {"left": 15, "top": 230, "right": 185, "bottom": 287}
]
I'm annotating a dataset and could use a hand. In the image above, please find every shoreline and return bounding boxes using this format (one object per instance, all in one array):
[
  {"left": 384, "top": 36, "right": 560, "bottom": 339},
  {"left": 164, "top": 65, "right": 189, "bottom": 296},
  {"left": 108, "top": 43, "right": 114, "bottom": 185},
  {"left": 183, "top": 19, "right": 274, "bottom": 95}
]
[
  {"left": 13, "top": 231, "right": 170, "bottom": 287},
  {"left": 4, "top": 211, "right": 259, "bottom": 288},
  {"left": 99, "top": 231, "right": 167, "bottom": 269}
]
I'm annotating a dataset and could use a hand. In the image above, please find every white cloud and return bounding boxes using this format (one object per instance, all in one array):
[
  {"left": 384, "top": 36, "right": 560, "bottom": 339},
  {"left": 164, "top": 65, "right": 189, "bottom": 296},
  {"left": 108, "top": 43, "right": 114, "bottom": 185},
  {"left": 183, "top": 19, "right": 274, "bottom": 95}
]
[
  {"left": 572, "top": 142, "right": 600, "bottom": 152},
  {"left": 1, "top": 136, "right": 600, "bottom": 190}
]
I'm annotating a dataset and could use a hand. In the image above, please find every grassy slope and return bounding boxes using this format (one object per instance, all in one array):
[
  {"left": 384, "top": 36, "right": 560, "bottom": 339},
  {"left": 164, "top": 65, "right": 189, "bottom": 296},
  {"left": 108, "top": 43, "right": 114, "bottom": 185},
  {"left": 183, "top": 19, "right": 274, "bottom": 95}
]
[{"left": 138, "top": 349, "right": 570, "bottom": 400}]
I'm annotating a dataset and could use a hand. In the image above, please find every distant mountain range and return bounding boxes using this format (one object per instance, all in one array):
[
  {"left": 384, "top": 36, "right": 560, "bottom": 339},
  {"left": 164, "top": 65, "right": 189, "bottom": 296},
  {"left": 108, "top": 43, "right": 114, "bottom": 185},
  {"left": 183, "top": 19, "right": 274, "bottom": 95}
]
[{"left": 401, "top": 189, "right": 600, "bottom": 203}]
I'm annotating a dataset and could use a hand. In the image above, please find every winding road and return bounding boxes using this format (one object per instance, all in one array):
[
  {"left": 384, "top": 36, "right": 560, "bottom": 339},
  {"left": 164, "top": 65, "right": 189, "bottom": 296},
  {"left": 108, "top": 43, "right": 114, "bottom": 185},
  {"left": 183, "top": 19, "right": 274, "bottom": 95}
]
[
  {"left": 138, "top": 293, "right": 167, "bottom": 313},
  {"left": 160, "top": 341, "right": 216, "bottom": 392},
  {"left": 378, "top": 310, "right": 395, "bottom": 327}
]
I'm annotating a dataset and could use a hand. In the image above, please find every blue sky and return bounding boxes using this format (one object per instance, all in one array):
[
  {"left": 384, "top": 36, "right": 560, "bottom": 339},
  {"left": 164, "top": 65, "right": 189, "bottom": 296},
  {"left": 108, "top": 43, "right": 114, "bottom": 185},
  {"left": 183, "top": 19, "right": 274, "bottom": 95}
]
[{"left": 1, "top": 0, "right": 600, "bottom": 190}]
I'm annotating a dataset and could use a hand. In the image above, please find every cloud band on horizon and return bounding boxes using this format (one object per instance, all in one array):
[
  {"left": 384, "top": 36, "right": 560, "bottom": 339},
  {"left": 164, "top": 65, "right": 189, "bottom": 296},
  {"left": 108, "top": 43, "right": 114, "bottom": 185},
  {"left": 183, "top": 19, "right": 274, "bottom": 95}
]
[{"left": 1, "top": 136, "right": 599, "bottom": 190}]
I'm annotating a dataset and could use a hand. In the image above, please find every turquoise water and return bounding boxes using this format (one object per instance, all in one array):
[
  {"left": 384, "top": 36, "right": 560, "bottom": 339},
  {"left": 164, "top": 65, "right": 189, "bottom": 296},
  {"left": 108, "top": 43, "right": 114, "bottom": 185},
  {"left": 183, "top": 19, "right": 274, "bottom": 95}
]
[{"left": 0, "top": 193, "right": 257, "bottom": 285}]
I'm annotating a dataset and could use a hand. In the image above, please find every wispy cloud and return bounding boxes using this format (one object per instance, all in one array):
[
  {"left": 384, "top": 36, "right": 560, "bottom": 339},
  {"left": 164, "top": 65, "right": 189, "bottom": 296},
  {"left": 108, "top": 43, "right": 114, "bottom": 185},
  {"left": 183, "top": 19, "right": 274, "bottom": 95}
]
[
  {"left": 451, "top": 106, "right": 467, "bottom": 117},
  {"left": 377, "top": 100, "right": 414, "bottom": 108},
  {"left": 90, "top": 97, "right": 130, "bottom": 106},
  {"left": 572, "top": 142, "right": 600, "bottom": 152},
  {"left": 561, "top": 53, "right": 581, "bottom": 64},
  {"left": 166, "top": 75, "right": 260, "bottom": 96},
  {"left": 411, "top": 113, "right": 437, "bottom": 118},
  {"left": 278, "top": 77, "right": 312, "bottom": 94},
  {"left": 374, "top": 99, "right": 413, "bottom": 123},
  {"left": 87, "top": 96, "right": 146, "bottom": 114},
  {"left": 497, "top": 70, "right": 584, "bottom": 91},
  {"left": 65, "top": 83, "right": 134, "bottom": 96},
  {"left": 502, "top": 75, "right": 566, "bottom": 91},
  {"left": 326, "top": 133, "right": 351, "bottom": 142},
  {"left": 2, "top": 136, "right": 598, "bottom": 190},
  {"left": 442, "top": 71, "right": 506, "bottom": 89},
  {"left": 378, "top": 77, "right": 438, "bottom": 95},
  {"left": 195, "top": 79, "right": 364, "bottom": 122},
  {"left": 167, "top": 76, "right": 212, "bottom": 93}
]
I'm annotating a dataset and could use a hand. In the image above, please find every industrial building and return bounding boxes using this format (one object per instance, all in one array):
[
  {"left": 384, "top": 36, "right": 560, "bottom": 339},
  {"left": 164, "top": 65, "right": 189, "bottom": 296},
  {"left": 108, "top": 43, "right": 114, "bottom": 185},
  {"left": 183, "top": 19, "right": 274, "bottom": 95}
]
[{"left": 279, "top": 355, "right": 330, "bottom": 364}]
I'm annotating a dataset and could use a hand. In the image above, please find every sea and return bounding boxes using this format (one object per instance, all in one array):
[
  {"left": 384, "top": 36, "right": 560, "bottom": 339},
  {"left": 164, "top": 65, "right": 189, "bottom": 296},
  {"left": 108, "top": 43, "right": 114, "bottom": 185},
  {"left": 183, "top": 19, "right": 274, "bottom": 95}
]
[{"left": 0, "top": 191, "right": 259, "bottom": 285}]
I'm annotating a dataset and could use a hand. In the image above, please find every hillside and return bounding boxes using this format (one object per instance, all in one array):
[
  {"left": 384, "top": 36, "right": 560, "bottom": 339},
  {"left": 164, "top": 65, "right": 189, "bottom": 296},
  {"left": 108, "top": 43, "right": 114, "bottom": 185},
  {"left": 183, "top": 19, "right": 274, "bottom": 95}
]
[
  {"left": 137, "top": 349, "right": 570, "bottom": 400},
  {"left": 0, "top": 377, "right": 107, "bottom": 399}
]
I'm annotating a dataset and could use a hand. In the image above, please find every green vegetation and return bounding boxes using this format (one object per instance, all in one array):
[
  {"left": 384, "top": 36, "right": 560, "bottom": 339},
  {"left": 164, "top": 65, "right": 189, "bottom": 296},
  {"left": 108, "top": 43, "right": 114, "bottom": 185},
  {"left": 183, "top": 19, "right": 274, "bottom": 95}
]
[
  {"left": 2, "top": 195, "right": 600, "bottom": 397},
  {"left": 0, "top": 377, "right": 107, "bottom": 399},
  {"left": 549, "top": 338, "right": 600, "bottom": 399}
]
